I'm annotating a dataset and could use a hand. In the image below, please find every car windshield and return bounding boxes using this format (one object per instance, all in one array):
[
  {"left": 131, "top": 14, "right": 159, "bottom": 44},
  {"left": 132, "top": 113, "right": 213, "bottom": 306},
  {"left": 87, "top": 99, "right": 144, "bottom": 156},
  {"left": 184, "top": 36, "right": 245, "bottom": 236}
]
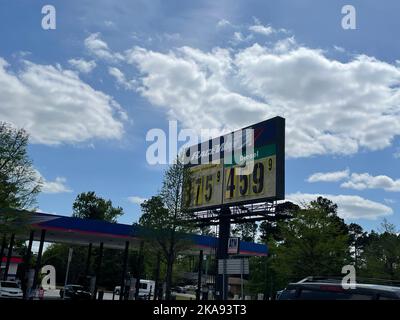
[{"left": 1, "top": 281, "right": 19, "bottom": 288}]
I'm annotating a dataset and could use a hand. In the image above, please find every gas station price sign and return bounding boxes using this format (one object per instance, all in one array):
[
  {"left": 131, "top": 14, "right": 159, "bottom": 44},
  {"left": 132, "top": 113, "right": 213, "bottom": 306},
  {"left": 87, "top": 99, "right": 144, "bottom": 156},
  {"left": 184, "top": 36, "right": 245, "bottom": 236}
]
[{"left": 183, "top": 117, "right": 285, "bottom": 211}]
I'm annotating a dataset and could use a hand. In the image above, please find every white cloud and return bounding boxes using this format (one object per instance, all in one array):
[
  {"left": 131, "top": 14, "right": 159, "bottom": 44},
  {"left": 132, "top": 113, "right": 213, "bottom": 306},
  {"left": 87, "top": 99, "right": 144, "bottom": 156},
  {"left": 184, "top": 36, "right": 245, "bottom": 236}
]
[
  {"left": 216, "top": 19, "right": 231, "bottom": 28},
  {"left": 68, "top": 58, "right": 96, "bottom": 74},
  {"left": 230, "top": 32, "right": 253, "bottom": 45},
  {"left": 125, "top": 42, "right": 400, "bottom": 158},
  {"left": 35, "top": 170, "right": 72, "bottom": 194},
  {"left": 125, "top": 45, "right": 269, "bottom": 132},
  {"left": 84, "top": 33, "right": 123, "bottom": 62},
  {"left": 127, "top": 196, "right": 147, "bottom": 205},
  {"left": 42, "top": 177, "right": 72, "bottom": 194},
  {"left": 307, "top": 169, "right": 350, "bottom": 183},
  {"left": 248, "top": 24, "right": 274, "bottom": 36},
  {"left": 85, "top": 26, "right": 400, "bottom": 158},
  {"left": 334, "top": 45, "right": 346, "bottom": 53},
  {"left": 0, "top": 57, "right": 125, "bottom": 145},
  {"left": 287, "top": 192, "right": 393, "bottom": 220},
  {"left": 341, "top": 173, "right": 400, "bottom": 192},
  {"left": 108, "top": 67, "right": 136, "bottom": 90}
]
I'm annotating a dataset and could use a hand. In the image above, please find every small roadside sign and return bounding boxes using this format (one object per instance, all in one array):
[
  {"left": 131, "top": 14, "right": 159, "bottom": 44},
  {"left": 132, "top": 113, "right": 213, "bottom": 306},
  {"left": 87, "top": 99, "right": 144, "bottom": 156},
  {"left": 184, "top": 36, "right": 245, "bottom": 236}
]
[
  {"left": 228, "top": 237, "right": 240, "bottom": 255},
  {"left": 218, "top": 259, "right": 249, "bottom": 275}
]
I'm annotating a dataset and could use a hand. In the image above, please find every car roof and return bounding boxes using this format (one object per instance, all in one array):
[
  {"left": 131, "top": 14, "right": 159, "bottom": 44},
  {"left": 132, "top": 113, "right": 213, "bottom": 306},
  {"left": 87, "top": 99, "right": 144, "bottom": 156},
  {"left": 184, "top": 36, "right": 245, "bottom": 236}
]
[
  {"left": 66, "top": 284, "right": 83, "bottom": 287},
  {"left": 287, "top": 282, "right": 400, "bottom": 296}
]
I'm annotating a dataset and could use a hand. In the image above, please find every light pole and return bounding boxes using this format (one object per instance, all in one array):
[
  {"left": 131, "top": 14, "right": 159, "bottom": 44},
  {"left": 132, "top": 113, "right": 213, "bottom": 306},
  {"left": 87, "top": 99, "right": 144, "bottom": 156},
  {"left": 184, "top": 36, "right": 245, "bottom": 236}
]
[{"left": 64, "top": 248, "right": 73, "bottom": 289}]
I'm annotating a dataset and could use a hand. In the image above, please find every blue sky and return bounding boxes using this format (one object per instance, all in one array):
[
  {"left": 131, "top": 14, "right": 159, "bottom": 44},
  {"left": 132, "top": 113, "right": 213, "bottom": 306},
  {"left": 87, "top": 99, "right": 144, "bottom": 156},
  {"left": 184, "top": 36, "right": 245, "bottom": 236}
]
[{"left": 0, "top": 0, "right": 399, "bottom": 232}]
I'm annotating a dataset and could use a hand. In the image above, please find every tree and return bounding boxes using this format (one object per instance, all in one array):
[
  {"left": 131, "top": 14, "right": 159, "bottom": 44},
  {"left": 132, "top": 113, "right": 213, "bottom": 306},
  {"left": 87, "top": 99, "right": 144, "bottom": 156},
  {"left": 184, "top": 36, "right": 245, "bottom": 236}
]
[
  {"left": 232, "top": 222, "right": 258, "bottom": 242},
  {"left": 348, "top": 223, "right": 368, "bottom": 270},
  {"left": 138, "top": 159, "right": 194, "bottom": 300},
  {"left": 72, "top": 191, "right": 124, "bottom": 222},
  {"left": 271, "top": 198, "right": 350, "bottom": 283},
  {"left": 360, "top": 220, "right": 400, "bottom": 281},
  {"left": 0, "top": 122, "right": 40, "bottom": 236},
  {"left": 43, "top": 193, "right": 126, "bottom": 288}
]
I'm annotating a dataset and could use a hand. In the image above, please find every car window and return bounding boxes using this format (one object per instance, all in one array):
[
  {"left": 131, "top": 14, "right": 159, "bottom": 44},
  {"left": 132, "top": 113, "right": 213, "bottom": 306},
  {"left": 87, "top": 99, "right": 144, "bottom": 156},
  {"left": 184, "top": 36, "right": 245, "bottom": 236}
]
[
  {"left": 278, "top": 289, "right": 298, "bottom": 300},
  {"left": 140, "top": 283, "right": 148, "bottom": 289},
  {"left": 1, "top": 281, "right": 19, "bottom": 288}
]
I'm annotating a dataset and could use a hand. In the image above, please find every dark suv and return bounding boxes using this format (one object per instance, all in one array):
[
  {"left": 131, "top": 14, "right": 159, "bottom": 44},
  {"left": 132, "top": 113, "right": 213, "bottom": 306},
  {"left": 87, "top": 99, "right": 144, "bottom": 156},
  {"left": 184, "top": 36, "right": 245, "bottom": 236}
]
[
  {"left": 60, "top": 285, "right": 92, "bottom": 300},
  {"left": 277, "top": 277, "right": 400, "bottom": 300}
]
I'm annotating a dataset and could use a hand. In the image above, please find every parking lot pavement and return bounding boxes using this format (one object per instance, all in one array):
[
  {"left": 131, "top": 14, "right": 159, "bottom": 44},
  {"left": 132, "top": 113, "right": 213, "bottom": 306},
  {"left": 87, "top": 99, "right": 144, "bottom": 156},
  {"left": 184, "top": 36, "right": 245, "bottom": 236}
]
[{"left": 173, "top": 292, "right": 196, "bottom": 300}]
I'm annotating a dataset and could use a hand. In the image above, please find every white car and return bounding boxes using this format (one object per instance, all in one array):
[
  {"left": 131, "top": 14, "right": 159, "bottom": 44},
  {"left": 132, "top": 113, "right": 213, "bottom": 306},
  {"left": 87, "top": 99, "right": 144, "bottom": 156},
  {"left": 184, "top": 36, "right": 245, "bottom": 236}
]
[
  {"left": 114, "top": 279, "right": 155, "bottom": 299},
  {"left": 0, "top": 281, "right": 23, "bottom": 299}
]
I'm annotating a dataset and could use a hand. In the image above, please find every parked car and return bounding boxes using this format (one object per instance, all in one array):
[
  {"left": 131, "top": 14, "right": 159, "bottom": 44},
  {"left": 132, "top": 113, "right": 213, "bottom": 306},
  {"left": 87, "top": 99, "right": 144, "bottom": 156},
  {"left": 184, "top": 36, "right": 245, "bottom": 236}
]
[
  {"left": 60, "top": 285, "right": 91, "bottom": 300},
  {"left": 0, "top": 281, "right": 23, "bottom": 299},
  {"left": 172, "top": 286, "right": 186, "bottom": 294},
  {"left": 278, "top": 277, "right": 400, "bottom": 300},
  {"left": 114, "top": 279, "right": 155, "bottom": 300},
  {"left": 184, "top": 285, "right": 197, "bottom": 292}
]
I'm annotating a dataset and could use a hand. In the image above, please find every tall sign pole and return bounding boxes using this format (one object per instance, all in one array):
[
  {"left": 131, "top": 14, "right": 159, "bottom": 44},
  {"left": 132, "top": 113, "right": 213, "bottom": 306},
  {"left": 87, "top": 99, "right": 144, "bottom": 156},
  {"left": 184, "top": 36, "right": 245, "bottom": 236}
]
[
  {"left": 216, "top": 206, "right": 230, "bottom": 300},
  {"left": 183, "top": 116, "right": 285, "bottom": 300}
]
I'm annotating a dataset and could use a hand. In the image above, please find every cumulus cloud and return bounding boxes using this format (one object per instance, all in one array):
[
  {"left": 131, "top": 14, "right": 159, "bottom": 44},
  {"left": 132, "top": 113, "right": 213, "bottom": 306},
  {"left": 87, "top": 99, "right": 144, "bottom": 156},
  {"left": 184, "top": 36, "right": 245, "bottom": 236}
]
[
  {"left": 216, "top": 19, "right": 231, "bottom": 28},
  {"left": 248, "top": 24, "right": 275, "bottom": 36},
  {"left": 83, "top": 26, "right": 400, "bottom": 159},
  {"left": 84, "top": 33, "right": 123, "bottom": 62},
  {"left": 287, "top": 192, "right": 393, "bottom": 220},
  {"left": 108, "top": 67, "right": 136, "bottom": 90},
  {"left": 68, "top": 58, "right": 96, "bottom": 74},
  {"left": 341, "top": 173, "right": 400, "bottom": 192},
  {"left": 307, "top": 169, "right": 400, "bottom": 192},
  {"left": 42, "top": 177, "right": 72, "bottom": 194},
  {"left": 307, "top": 169, "right": 350, "bottom": 183},
  {"left": 35, "top": 170, "right": 72, "bottom": 194},
  {"left": 127, "top": 196, "right": 147, "bottom": 205},
  {"left": 0, "top": 57, "right": 125, "bottom": 145},
  {"left": 123, "top": 39, "right": 400, "bottom": 158}
]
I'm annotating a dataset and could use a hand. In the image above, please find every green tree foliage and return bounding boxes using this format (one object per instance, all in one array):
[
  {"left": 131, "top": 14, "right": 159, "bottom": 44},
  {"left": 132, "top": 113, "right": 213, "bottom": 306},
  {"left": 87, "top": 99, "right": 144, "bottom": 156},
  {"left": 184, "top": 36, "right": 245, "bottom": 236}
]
[
  {"left": 271, "top": 197, "right": 350, "bottom": 283},
  {"left": 138, "top": 159, "right": 195, "bottom": 300},
  {"left": 0, "top": 122, "right": 41, "bottom": 210},
  {"left": 41, "top": 193, "right": 126, "bottom": 288},
  {"left": 72, "top": 191, "right": 124, "bottom": 222},
  {"left": 360, "top": 220, "right": 400, "bottom": 281},
  {"left": 0, "top": 122, "right": 40, "bottom": 237},
  {"left": 232, "top": 222, "right": 258, "bottom": 242},
  {"left": 348, "top": 223, "right": 368, "bottom": 269},
  {"left": 247, "top": 200, "right": 400, "bottom": 297}
]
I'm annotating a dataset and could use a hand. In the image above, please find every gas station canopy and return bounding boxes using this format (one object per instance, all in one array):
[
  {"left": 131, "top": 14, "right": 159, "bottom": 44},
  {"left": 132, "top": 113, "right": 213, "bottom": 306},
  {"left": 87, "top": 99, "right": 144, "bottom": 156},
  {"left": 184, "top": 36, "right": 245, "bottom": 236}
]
[{"left": 2, "top": 209, "right": 268, "bottom": 256}]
